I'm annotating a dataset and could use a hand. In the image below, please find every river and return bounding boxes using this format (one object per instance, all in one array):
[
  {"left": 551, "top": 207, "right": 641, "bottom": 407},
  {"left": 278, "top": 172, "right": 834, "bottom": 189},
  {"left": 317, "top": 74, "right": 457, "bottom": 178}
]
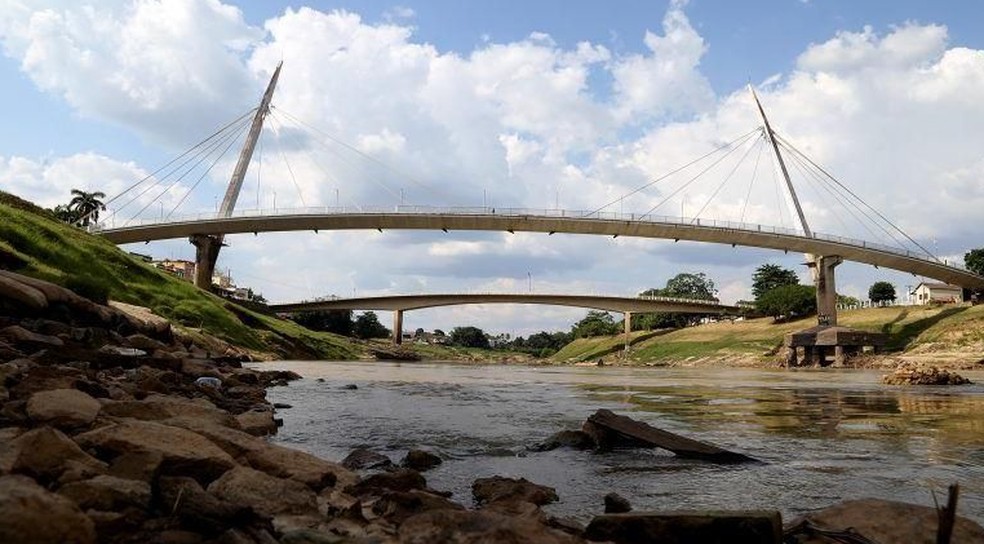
[{"left": 253, "top": 361, "right": 984, "bottom": 524}]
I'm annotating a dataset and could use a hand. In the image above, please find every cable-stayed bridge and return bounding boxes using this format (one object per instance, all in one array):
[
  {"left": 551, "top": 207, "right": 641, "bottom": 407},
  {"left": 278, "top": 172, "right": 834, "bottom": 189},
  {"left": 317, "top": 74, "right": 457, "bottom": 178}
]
[{"left": 88, "top": 64, "right": 984, "bottom": 339}]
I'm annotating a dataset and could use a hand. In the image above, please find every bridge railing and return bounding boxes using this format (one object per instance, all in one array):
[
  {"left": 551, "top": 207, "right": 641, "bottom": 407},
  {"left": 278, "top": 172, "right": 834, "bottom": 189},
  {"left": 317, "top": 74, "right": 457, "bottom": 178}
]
[{"left": 91, "top": 205, "right": 965, "bottom": 271}]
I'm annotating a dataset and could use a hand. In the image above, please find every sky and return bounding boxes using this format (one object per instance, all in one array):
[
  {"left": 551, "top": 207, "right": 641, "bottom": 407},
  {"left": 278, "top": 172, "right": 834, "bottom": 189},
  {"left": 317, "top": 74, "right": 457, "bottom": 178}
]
[{"left": 2, "top": 0, "right": 984, "bottom": 337}]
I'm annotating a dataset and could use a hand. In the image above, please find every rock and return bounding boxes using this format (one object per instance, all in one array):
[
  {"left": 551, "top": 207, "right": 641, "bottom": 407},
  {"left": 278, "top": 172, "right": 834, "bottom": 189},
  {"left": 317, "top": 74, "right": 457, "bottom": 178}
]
[
  {"left": 273, "top": 402, "right": 293, "bottom": 409},
  {"left": 399, "top": 509, "right": 583, "bottom": 544},
  {"left": 532, "top": 430, "right": 595, "bottom": 451},
  {"left": 472, "top": 476, "right": 559, "bottom": 506},
  {"left": 347, "top": 468, "right": 426, "bottom": 497},
  {"left": 340, "top": 384, "right": 358, "bottom": 390},
  {"left": 26, "top": 388, "right": 101, "bottom": 429},
  {"left": 604, "top": 492, "right": 632, "bottom": 513},
  {"left": 341, "top": 447, "right": 393, "bottom": 470},
  {"left": 236, "top": 409, "right": 278, "bottom": 436},
  {"left": 787, "top": 498, "right": 984, "bottom": 544},
  {"left": 0, "top": 325, "right": 64, "bottom": 347},
  {"left": 0, "top": 274, "right": 48, "bottom": 311},
  {"left": 100, "top": 394, "right": 240, "bottom": 429},
  {"left": 585, "top": 510, "right": 782, "bottom": 544},
  {"left": 0, "top": 270, "right": 80, "bottom": 306},
  {"left": 125, "top": 334, "right": 168, "bottom": 351},
  {"left": 401, "top": 449, "right": 442, "bottom": 471},
  {"left": 98, "top": 345, "right": 146, "bottom": 357},
  {"left": 58, "top": 474, "right": 152, "bottom": 511},
  {"left": 74, "top": 419, "right": 236, "bottom": 484},
  {"left": 371, "top": 489, "right": 465, "bottom": 524},
  {"left": 207, "top": 466, "right": 318, "bottom": 518},
  {"left": 7, "top": 365, "right": 84, "bottom": 399},
  {"left": 2, "top": 426, "right": 107, "bottom": 484},
  {"left": 165, "top": 417, "right": 356, "bottom": 490},
  {"left": 0, "top": 474, "right": 97, "bottom": 544},
  {"left": 108, "top": 451, "right": 164, "bottom": 483},
  {"left": 158, "top": 476, "right": 254, "bottom": 536},
  {"left": 882, "top": 362, "right": 972, "bottom": 385}
]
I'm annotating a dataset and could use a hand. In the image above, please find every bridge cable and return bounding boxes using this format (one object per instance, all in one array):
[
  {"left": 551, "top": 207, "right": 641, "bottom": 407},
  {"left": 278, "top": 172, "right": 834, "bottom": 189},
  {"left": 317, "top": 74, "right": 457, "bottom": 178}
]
[
  {"left": 269, "top": 109, "right": 404, "bottom": 205},
  {"left": 640, "top": 129, "right": 763, "bottom": 218},
  {"left": 255, "top": 138, "right": 263, "bottom": 209},
  {"left": 767, "top": 140, "right": 787, "bottom": 228},
  {"left": 739, "top": 134, "right": 767, "bottom": 224},
  {"left": 98, "top": 108, "right": 257, "bottom": 217},
  {"left": 272, "top": 107, "right": 456, "bottom": 205},
  {"left": 155, "top": 118, "right": 253, "bottom": 222},
  {"left": 690, "top": 132, "right": 764, "bottom": 223},
  {"left": 265, "top": 111, "right": 363, "bottom": 211},
  {"left": 587, "top": 126, "right": 763, "bottom": 217},
  {"left": 775, "top": 133, "right": 937, "bottom": 260},
  {"left": 111, "top": 113, "right": 254, "bottom": 222},
  {"left": 781, "top": 145, "right": 856, "bottom": 239},
  {"left": 265, "top": 113, "right": 308, "bottom": 207}
]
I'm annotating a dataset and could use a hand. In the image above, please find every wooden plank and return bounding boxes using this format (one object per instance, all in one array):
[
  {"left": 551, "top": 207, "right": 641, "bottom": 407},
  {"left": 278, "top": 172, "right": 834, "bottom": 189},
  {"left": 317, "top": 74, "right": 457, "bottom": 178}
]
[{"left": 585, "top": 409, "right": 759, "bottom": 464}]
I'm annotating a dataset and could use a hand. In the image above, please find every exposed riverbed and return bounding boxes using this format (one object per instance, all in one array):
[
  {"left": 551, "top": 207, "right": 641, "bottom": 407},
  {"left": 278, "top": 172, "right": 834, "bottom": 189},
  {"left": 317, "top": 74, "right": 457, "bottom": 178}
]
[{"left": 254, "top": 361, "right": 984, "bottom": 524}]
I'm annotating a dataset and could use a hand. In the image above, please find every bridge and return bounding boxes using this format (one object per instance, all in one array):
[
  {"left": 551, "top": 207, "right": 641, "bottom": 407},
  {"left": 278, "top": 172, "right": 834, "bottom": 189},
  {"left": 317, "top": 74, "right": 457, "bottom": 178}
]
[
  {"left": 268, "top": 293, "right": 740, "bottom": 345},
  {"left": 90, "top": 65, "right": 984, "bottom": 353}
]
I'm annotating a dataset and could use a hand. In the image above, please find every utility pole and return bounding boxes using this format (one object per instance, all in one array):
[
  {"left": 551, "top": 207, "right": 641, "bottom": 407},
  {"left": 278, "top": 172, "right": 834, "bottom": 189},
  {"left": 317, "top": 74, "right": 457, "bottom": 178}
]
[{"left": 191, "top": 62, "right": 283, "bottom": 289}]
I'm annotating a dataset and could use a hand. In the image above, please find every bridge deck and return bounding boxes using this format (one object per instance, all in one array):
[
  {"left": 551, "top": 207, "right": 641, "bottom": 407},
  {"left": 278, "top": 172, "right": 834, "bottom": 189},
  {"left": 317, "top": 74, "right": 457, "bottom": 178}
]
[{"left": 93, "top": 207, "right": 984, "bottom": 290}]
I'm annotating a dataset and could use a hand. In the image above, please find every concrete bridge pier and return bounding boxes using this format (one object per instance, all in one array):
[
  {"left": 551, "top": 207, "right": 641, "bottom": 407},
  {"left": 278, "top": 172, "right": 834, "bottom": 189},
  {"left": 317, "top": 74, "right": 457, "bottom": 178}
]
[
  {"left": 190, "top": 234, "right": 222, "bottom": 290},
  {"left": 814, "top": 255, "right": 842, "bottom": 326},
  {"left": 392, "top": 309, "right": 404, "bottom": 345},
  {"left": 623, "top": 311, "right": 632, "bottom": 355}
]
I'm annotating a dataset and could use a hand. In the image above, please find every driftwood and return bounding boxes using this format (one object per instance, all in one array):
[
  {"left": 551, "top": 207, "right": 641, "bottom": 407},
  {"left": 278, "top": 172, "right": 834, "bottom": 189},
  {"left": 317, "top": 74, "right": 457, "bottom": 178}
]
[{"left": 584, "top": 409, "right": 759, "bottom": 464}]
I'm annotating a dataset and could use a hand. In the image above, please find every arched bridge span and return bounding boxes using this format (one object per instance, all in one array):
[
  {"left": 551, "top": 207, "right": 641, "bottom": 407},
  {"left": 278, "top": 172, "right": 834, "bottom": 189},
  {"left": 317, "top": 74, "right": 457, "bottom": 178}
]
[{"left": 95, "top": 207, "right": 984, "bottom": 290}]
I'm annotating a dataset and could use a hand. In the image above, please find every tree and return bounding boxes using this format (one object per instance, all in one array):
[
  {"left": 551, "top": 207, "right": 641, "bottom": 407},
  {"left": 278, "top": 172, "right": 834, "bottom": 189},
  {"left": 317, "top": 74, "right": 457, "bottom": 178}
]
[
  {"left": 635, "top": 272, "right": 719, "bottom": 330},
  {"left": 837, "top": 294, "right": 861, "bottom": 307},
  {"left": 965, "top": 248, "right": 984, "bottom": 276},
  {"left": 751, "top": 264, "right": 800, "bottom": 300},
  {"left": 448, "top": 326, "right": 489, "bottom": 348},
  {"left": 68, "top": 189, "right": 106, "bottom": 227},
  {"left": 292, "top": 309, "right": 354, "bottom": 336},
  {"left": 868, "top": 281, "right": 896, "bottom": 304},
  {"left": 571, "top": 310, "right": 619, "bottom": 338},
  {"left": 352, "top": 311, "right": 389, "bottom": 339},
  {"left": 51, "top": 204, "right": 79, "bottom": 224},
  {"left": 756, "top": 284, "right": 816, "bottom": 321}
]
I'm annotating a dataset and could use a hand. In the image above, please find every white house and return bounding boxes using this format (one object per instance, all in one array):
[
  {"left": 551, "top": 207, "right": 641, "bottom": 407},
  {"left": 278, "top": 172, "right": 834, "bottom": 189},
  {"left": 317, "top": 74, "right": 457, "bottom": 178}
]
[{"left": 911, "top": 282, "right": 963, "bottom": 304}]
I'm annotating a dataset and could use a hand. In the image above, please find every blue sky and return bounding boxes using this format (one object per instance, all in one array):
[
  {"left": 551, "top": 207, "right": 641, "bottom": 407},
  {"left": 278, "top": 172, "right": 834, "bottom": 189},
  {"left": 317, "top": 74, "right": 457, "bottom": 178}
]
[{"left": 2, "top": 0, "right": 983, "bottom": 335}]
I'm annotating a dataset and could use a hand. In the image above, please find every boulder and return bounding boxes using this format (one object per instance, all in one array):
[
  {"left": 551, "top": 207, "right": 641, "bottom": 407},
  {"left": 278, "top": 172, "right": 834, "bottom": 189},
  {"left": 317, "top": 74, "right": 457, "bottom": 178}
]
[
  {"left": 236, "top": 409, "right": 278, "bottom": 436},
  {"left": 472, "top": 476, "right": 559, "bottom": 507},
  {"left": 166, "top": 417, "right": 356, "bottom": 490},
  {"left": 108, "top": 451, "right": 164, "bottom": 483},
  {"left": 787, "top": 498, "right": 984, "bottom": 544},
  {"left": 0, "top": 270, "right": 80, "bottom": 306},
  {"left": 399, "top": 509, "right": 583, "bottom": 544},
  {"left": 346, "top": 469, "right": 426, "bottom": 497},
  {"left": 2, "top": 426, "right": 106, "bottom": 483},
  {"left": 74, "top": 419, "right": 236, "bottom": 484},
  {"left": 0, "top": 474, "right": 97, "bottom": 544},
  {"left": 58, "top": 474, "right": 152, "bottom": 511},
  {"left": 125, "top": 333, "right": 167, "bottom": 351},
  {"left": 8, "top": 365, "right": 85, "bottom": 399},
  {"left": 26, "top": 388, "right": 101, "bottom": 429},
  {"left": 0, "top": 325, "right": 63, "bottom": 348},
  {"left": 207, "top": 466, "right": 318, "bottom": 518},
  {"left": 401, "top": 449, "right": 442, "bottom": 471},
  {"left": 342, "top": 447, "right": 393, "bottom": 470},
  {"left": 370, "top": 489, "right": 465, "bottom": 525},
  {"left": 604, "top": 492, "right": 632, "bottom": 514},
  {"left": 0, "top": 274, "right": 48, "bottom": 311},
  {"left": 158, "top": 476, "right": 254, "bottom": 536},
  {"left": 585, "top": 510, "right": 782, "bottom": 544},
  {"left": 100, "top": 394, "right": 240, "bottom": 429}
]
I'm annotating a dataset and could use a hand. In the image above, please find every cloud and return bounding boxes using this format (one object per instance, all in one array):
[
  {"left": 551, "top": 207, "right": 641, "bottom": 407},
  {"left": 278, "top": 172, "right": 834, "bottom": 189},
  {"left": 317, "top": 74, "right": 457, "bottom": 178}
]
[{"left": 3, "top": 1, "right": 984, "bottom": 334}]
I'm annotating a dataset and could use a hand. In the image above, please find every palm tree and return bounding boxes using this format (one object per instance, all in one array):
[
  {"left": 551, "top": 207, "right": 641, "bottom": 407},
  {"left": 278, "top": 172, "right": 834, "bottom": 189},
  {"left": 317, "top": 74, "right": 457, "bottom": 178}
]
[
  {"left": 51, "top": 204, "right": 79, "bottom": 224},
  {"left": 68, "top": 189, "right": 106, "bottom": 227}
]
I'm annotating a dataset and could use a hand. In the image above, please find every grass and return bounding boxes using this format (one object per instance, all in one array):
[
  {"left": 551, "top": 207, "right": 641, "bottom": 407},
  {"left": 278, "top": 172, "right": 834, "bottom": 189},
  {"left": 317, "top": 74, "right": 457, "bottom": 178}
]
[
  {"left": 0, "top": 192, "right": 361, "bottom": 359},
  {"left": 551, "top": 305, "right": 984, "bottom": 364}
]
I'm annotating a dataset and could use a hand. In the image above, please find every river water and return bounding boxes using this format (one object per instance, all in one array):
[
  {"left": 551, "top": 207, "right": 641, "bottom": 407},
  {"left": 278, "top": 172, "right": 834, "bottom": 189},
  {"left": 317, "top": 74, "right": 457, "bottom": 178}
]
[{"left": 254, "top": 361, "right": 984, "bottom": 524}]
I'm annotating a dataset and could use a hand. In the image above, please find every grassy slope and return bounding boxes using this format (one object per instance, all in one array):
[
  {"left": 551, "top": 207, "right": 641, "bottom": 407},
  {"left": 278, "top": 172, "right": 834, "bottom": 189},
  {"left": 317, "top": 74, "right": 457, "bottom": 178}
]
[
  {"left": 0, "top": 193, "right": 360, "bottom": 360},
  {"left": 552, "top": 305, "right": 984, "bottom": 364}
]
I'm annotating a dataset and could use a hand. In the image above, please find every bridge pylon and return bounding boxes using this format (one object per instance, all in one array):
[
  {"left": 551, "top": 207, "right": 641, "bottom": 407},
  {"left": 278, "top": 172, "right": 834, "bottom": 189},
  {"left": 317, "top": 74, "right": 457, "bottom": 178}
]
[{"left": 192, "top": 62, "right": 282, "bottom": 289}]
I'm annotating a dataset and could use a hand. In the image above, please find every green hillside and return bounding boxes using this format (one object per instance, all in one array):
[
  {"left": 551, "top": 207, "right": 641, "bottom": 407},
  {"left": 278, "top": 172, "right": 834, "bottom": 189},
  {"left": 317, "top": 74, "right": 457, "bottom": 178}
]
[{"left": 0, "top": 192, "right": 360, "bottom": 360}]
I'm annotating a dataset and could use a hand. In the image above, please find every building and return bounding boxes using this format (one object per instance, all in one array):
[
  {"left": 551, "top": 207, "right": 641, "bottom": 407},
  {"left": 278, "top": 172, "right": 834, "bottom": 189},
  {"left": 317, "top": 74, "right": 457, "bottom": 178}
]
[
  {"left": 154, "top": 259, "right": 196, "bottom": 282},
  {"left": 910, "top": 282, "right": 963, "bottom": 304}
]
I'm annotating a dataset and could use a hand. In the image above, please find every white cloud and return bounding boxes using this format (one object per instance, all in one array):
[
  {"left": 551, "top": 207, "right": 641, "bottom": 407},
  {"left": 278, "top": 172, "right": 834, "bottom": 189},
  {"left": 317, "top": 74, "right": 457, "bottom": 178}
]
[{"left": 3, "top": 1, "right": 984, "bottom": 334}]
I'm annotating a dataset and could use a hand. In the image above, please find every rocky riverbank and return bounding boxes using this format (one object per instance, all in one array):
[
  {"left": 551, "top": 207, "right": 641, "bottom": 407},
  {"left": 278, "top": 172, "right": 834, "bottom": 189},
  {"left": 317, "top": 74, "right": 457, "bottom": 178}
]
[{"left": 3, "top": 270, "right": 984, "bottom": 543}]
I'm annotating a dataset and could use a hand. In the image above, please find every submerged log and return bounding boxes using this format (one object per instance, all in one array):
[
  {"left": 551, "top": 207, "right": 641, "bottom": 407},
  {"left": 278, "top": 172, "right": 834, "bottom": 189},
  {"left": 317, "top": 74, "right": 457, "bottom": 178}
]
[{"left": 584, "top": 409, "right": 759, "bottom": 464}]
